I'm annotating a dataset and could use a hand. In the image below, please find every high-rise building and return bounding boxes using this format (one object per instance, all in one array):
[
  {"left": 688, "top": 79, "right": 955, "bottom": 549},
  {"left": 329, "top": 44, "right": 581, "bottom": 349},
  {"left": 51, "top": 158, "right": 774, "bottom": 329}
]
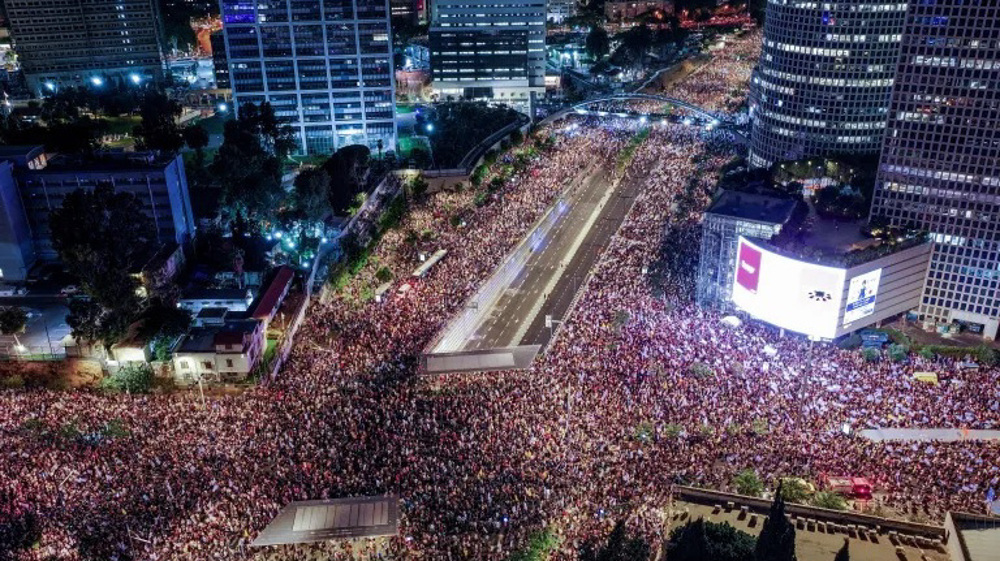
[
  {"left": 869, "top": 1, "right": 1000, "bottom": 338},
  {"left": 220, "top": 0, "right": 397, "bottom": 155},
  {"left": 5, "top": 0, "right": 165, "bottom": 96},
  {"left": 429, "top": 0, "right": 545, "bottom": 102},
  {"left": 547, "top": 0, "right": 577, "bottom": 24},
  {"left": 747, "top": 1, "right": 907, "bottom": 169},
  {"left": 210, "top": 31, "right": 231, "bottom": 89}
]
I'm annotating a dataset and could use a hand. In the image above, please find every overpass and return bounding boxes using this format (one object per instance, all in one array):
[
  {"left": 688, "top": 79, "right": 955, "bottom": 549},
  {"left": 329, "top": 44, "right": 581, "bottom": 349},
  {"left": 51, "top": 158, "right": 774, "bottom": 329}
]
[{"left": 570, "top": 93, "right": 726, "bottom": 122}]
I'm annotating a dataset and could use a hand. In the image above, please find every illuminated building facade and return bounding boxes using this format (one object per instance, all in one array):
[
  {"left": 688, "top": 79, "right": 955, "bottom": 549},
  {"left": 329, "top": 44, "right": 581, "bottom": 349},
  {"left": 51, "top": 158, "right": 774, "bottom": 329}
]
[
  {"left": 5, "top": 0, "right": 165, "bottom": 95},
  {"left": 748, "top": 1, "right": 908, "bottom": 168},
  {"left": 220, "top": 0, "right": 396, "bottom": 155},
  {"left": 429, "top": 0, "right": 546, "bottom": 102},
  {"left": 869, "top": 1, "right": 1000, "bottom": 338}
]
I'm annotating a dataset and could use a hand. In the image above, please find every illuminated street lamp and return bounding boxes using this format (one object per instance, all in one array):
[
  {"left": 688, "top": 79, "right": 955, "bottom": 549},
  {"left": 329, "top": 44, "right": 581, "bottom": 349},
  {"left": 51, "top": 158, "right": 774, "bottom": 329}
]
[
  {"left": 90, "top": 76, "right": 104, "bottom": 87},
  {"left": 129, "top": 73, "right": 141, "bottom": 85}
]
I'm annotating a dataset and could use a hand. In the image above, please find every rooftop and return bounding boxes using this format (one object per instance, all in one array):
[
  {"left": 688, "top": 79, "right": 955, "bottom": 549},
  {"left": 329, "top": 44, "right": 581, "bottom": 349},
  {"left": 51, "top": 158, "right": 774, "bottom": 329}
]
[
  {"left": 176, "top": 319, "right": 260, "bottom": 353},
  {"left": 951, "top": 512, "right": 1000, "bottom": 561},
  {"left": 706, "top": 190, "right": 799, "bottom": 226},
  {"left": 249, "top": 266, "right": 295, "bottom": 320}
]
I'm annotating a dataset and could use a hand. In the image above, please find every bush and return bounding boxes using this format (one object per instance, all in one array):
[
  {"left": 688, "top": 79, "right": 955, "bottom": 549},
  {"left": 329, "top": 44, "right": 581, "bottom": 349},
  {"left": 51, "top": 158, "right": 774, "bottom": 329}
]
[
  {"left": 812, "top": 491, "right": 848, "bottom": 511},
  {"left": 0, "top": 374, "right": 25, "bottom": 390},
  {"left": 690, "top": 362, "right": 714, "bottom": 379},
  {"left": 837, "top": 333, "right": 862, "bottom": 350},
  {"left": 919, "top": 347, "right": 936, "bottom": 360},
  {"left": 509, "top": 528, "right": 560, "bottom": 561},
  {"left": 888, "top": 343, "right": 909, "bottom": 362},
  {"left": 663, "top": 423, "right": 683, "bottom": 439},
  {"left": 100, "top": 364, "right": 154, "bottom": 393},
  {"left": 375, "top": 266, "right": 393, "bottom": 283},
  {"left": 862, "top": 347, "right": 880, "bottom": 362},
  {"left": 732, "top": 469, "right": 764, "bottom": 497},
  {"left": 778, "top": 478, "right": 813, "bottom": 504},
  {"left": 474, "top": 191, "right": 490, "bottom": 207}
]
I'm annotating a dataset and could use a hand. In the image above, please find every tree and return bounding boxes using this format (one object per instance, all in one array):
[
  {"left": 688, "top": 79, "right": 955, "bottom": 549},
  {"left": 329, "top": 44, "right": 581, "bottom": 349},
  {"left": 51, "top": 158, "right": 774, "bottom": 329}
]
[
  {"left": 579, "top": 520, "right": 650, "bottom": 561},
  {"left": 667, "top": 518, "right": 755, "bottom": 561},
  {"left": 323, "top": 145, "right": 371, "bottom": 215},
  {"left": 212, "top": 102, "right": 293, "bottom": 229},
  {"left": 733, "top": 470, "right": 764, "bottom": 498},
  {"left": 0, "top": 307, "right": 27, "bottom": 336},
  {"left": 833, "top": 539, "right": 849, "bottom": 561},
  {"left": 50, "top": 185, "right": 157, "bottom": 348},
  {"left": 100, "top": 363, "right": 154, "bottom": 393},
  {"left": 292, "top": 168, "right": 332, "bottom": 222},
  {"left": 183, "top": 123, "right": 210, "bottom": 164},
  {"left": 754, "top": 485, "right": 797, "bottom": 561},
  {"left": 586, "top": 26, "right": 611, "bottom": 59},
  {"left": 133, "top": 91, "right": 184, "bottom": 152},
  {"left": 778, "top": 479, "right": 812, "bottom": 504},
  {"left": 812, "top": 492, "right": 847, "bottom": 511}
]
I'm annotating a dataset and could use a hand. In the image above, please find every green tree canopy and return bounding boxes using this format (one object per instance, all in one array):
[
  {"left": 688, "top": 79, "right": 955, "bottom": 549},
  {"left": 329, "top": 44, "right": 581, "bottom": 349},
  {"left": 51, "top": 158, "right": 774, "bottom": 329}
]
[
  {"left": 133, "top": 91, "right": 184, "bottom": 152},
  {"left": 291, "top": 167, "right": 332, "bottom": 222},
  {"left": 50, "top": 185, "right": 156, "bottom": 347},
  {"left": 586, "top": 26, "right": 611, "bottom": 59},
  {"left": 212, "top": 102, "right": 294, "bottom": 229},
  {"left": 323, "top": 145, "right": 371, "bottom": 215},
  {"left": 0, "top": 307, "right": 27, "bottom": 336}
]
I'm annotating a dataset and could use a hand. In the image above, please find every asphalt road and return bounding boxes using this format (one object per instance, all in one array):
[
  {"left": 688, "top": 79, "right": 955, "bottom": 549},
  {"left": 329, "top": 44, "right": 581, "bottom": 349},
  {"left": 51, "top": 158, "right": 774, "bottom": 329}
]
[{"left": 462, "top": 162, "right": 630, "bottom": 351}]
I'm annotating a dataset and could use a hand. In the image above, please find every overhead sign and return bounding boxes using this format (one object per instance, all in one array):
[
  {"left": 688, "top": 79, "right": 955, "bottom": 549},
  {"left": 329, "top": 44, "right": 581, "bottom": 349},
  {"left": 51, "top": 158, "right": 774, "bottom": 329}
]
[{"left": 844, "top": 269, "right": 882, "bottom": 325}]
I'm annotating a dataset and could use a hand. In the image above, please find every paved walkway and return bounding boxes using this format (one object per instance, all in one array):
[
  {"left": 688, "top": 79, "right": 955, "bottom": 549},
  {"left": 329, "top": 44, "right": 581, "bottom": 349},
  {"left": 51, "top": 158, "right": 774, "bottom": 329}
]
[{"left": 860, "top": 428, "right": 1000, "bottom": 442}]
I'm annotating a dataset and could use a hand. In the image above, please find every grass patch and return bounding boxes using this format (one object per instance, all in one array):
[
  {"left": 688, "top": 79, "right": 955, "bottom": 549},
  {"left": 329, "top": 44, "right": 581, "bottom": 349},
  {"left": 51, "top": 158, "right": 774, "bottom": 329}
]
[{"left": 617, "top": 127, "right": 651, "bottom": 171}]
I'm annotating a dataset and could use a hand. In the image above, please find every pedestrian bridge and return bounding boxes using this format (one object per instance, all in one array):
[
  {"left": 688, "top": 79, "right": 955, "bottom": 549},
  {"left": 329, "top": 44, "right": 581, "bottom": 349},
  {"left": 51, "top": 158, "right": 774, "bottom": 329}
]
[{"left": 571, "top": 93, "right": 726, "bottom": 122}]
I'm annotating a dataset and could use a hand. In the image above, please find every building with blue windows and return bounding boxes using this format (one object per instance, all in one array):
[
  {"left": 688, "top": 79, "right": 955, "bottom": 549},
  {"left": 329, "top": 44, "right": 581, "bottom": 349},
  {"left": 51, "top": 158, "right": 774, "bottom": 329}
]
[{"left": 219, "top": 0, "right": 396, "bottom": 155}]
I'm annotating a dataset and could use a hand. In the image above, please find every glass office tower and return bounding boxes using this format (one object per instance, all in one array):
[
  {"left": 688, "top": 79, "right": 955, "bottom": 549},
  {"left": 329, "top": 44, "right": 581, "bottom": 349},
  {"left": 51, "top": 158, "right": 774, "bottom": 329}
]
[{"left": 220, "top": 0, "right": 397, "bottom": 155}]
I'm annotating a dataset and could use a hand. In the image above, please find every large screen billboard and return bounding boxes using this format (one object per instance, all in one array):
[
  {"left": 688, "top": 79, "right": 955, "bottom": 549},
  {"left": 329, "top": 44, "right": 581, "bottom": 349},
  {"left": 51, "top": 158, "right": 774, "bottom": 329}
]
[
  {"left": 731, "top": 238, "right": 846, "bottom": 339},
  {"left": 843, "top": 269, "right": 882, "bottom": 325}
]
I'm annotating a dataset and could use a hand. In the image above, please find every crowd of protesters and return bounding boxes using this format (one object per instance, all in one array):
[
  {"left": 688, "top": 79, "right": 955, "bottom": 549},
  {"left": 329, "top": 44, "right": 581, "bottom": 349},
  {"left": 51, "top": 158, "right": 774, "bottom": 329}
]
[{"left": 1, "top": 29, "right": 998, "bottom": 561}]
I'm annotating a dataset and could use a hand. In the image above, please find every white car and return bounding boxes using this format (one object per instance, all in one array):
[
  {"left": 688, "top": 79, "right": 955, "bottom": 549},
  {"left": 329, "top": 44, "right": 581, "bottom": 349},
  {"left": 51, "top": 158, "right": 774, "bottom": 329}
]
[
  {"left": 60, "top": 285, "right": 81, "bottom": 296},
  {"left": 0, "top": 285, "right": 27, "bottom": 296}
]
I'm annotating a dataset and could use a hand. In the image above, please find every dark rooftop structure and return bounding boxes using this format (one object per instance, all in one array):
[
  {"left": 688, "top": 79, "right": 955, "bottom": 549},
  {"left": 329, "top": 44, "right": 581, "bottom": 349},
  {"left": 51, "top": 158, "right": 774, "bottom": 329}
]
[
  {"left": 252, "top": 496, "right": 399, "bottom": 547},
  {"left": 175, "top": 319, "right": 260, "bottom": 353},
  {"left": 705, "top": 190, "right": 799, "bottom": 226}
]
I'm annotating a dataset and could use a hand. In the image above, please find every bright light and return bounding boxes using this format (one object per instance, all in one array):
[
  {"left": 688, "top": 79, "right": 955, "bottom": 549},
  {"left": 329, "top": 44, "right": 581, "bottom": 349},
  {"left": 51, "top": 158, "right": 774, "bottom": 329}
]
[
  {"left": 287, "top": 241, "right": 296, "bottom": 249},
  {"left": 44, "top": 81, "right": 55, "bottom": 91},
  {"left": 639, "top": 116, "right": 647, "bottom": 124},
  {"left": 90, "top": 76, "right": 104, "bottom": 87},
  {"left": 129, "top": 73, "right": 141, "bottom": 84},
  {"left": 274, "top": 231, "right": 283, "bottom": 239},
  {"left": 683, "top": 118, "right": 693, "bottom": 125},
  {"left": 218, "top": 102, "right": 228, "bottom": 112},
  {"left": 731, "top": 237, "right": 847, "bottom": 339},
  {"left": 425, "top": 123, "right": 434, "bottom": 133},
  {"left": 320, "top": 237, "right": 328, "bottom": 244}
]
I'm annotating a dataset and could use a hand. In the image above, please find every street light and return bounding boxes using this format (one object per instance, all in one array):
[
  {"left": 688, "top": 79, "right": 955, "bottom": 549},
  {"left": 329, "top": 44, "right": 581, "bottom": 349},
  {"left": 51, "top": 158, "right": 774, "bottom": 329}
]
[
  {"left": 129, "top": 73, "right": 141, "bottom": 85},
  {"left": 218, "top": 102, "right": 228, "bottom": 112},
  {"left": 90, "top": 76, "right": 104, "bottom": 87},
  {"left": 425, "top": 123, "right": 434, "bottom": 133},
  {"left": 44, "top": 81, "right": 56, "bottom": 92}
]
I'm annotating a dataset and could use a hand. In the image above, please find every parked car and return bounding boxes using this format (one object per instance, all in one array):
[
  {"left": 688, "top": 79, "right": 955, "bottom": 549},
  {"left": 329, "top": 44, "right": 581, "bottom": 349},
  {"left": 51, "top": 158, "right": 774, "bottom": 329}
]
[
  {"left": 60, "top": 285, "right": 81, "bottom": 296},
  {"left": 0, "top": 285, "right": 27, "bottom": 296}
]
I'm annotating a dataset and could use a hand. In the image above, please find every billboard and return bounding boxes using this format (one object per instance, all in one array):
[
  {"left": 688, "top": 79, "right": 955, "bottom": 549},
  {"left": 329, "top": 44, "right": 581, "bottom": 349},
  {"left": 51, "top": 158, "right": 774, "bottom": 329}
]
[
  {"left": 731, "top": 238, "right": 846, "bottom": 339},
  {"left": 843, "top": 269, "right": 882, "bottom": 325}
]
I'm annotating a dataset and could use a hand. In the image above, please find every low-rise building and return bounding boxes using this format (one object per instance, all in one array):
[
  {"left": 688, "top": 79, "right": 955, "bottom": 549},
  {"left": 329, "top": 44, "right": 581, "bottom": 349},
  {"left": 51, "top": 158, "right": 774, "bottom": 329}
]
[
  {"left": 171, "top": 319, "right": 264, "bottom": 383},
  {"left": 248, "top": 266, "right": 295, "bottom": 329}
]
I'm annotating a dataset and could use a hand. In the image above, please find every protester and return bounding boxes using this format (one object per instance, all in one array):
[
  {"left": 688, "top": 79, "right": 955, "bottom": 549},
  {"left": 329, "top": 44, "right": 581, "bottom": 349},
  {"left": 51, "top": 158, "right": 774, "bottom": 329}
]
[{"left": 1, "top": 30, "right": 997, "bottom": 561}]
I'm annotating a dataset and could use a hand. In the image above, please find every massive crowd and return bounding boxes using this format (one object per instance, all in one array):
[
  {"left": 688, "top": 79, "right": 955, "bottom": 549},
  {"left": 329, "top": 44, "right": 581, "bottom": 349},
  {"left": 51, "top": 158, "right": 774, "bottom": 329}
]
[{"left": 1, "top": 29, "right": 999, "bottom": 561}]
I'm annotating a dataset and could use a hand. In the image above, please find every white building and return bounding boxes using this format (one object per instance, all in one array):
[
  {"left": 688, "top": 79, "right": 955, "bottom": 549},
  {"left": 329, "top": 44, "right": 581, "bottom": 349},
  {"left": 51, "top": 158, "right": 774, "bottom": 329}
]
[
  {"left": 430, "top": 0, "right": 546, "bottom": 102},
  {"left": 171, "top": 319, "right": 265, "bottom": 383}
]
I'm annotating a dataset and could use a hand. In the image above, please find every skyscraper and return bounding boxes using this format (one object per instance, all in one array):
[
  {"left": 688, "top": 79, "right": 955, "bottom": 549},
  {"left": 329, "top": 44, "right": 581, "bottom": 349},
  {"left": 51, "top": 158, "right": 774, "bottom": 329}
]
[
  {"left": 429, "top": 0, "right": 545, "bottom": 103},
  {"left": 748, "top": 1, "right": 907, "bottom": 168},
  {"left": 5, "top": 0, "right": 165, "bottom": 95},
  {"left": 220, "top": 0, "right": 396, "bottom": 155},
  {"left": 870, "top": 1, "right": 1000, "bottom": 338}
]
